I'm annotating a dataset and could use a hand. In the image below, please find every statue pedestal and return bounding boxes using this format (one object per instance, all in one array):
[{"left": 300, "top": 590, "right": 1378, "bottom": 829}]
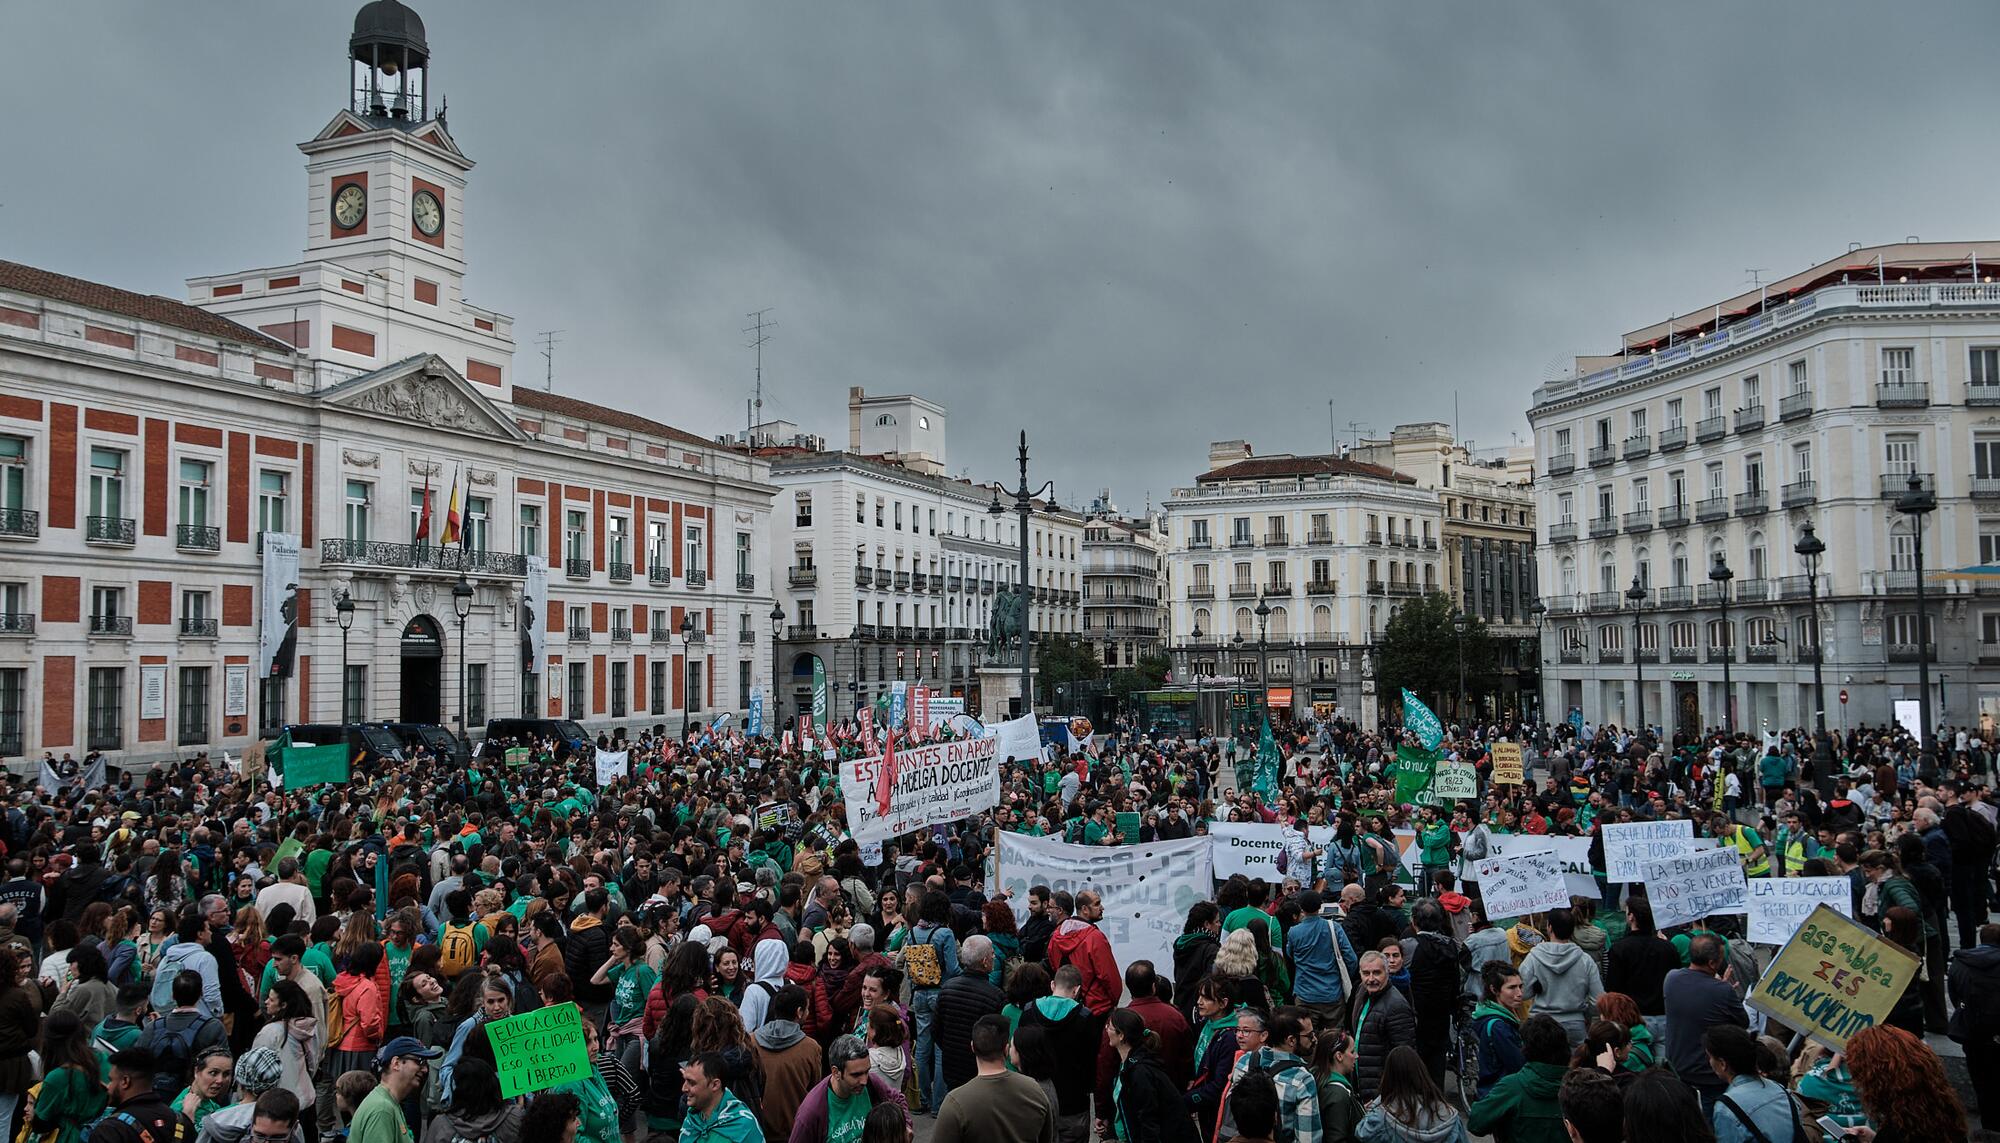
[{"left": 977, "top": 665, "right": 1037, "bottom": 723}]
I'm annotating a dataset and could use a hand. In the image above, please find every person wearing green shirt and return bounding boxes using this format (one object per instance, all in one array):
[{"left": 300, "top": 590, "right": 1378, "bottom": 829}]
[
  {"left": 172, "top": 1046, "right": 235, "bottom": 1130},
  {"left": 597, "top": 929, "right": 658, "bottom": 1030},
  {"left": 794, "top": 1038, "right": 884, "bottom": 1143},
  {"left": 559, "top": 1024, "right": 624, "bottom": 1143},
  {"left": 302, "top": 848, "right": 332, "bottom": 901},
  {"left": 30, "top": 1014, "right": 108, "bottom": 1143},
  {"left": 1416, "top": 809, "right": 1454, "bottom": 873},
  {"left": 349, "top": 1038, "right": 438, "bottom": 1143}
]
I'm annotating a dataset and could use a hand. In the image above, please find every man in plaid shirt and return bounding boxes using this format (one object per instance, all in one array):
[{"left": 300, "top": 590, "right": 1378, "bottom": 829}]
[{"left": 1223, "top": 1006, "right": 1322, "bottom": 1143}]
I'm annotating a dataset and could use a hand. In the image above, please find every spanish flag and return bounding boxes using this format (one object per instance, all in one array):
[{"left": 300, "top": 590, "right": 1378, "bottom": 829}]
[{"left": 439, "top": 465, "right": 463, "bottom": 546}]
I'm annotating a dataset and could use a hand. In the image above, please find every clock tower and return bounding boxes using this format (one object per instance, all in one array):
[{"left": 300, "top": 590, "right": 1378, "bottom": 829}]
[{"left": 190, "top": 0, "right": 515, "bottom": 398}]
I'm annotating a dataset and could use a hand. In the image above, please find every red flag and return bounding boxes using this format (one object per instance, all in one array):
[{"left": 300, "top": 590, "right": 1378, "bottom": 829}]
[
  {"left": 415, "top": 470, "right": 433, "bottom": 541},
  {"left": 877, "top": 728, "right": 898, "bottom": 817}
]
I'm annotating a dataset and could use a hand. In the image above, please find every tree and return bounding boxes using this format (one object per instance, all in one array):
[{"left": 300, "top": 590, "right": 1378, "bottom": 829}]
[
  {"left": 1376, "top": 592, "right": 1497, "bottom": 719},
  {"left": 1107, "top": 652, "right": 1173, "bottom": 701},
  {"left": 1033, "top": 634, "right": 1102, "bottom": 690}
]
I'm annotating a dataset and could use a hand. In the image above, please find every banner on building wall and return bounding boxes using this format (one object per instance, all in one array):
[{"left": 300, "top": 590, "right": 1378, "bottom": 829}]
[
  {"left": 258, "top": 532, "right": 301, "bottom": 679},
  {"left": 811, "top": 657, "right": 828, "bottom": 733},
  {"left": 997, "top": 832, "right": 1212, "bottom": 989},
  {"left": 524, "top": 557, "right": 549, "bottom": 677},
  {"left": 841, "top": 734, "right": 1001, "bottom": 843}
]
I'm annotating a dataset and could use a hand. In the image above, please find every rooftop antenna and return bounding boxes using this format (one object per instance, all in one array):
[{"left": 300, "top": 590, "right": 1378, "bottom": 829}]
[
  {"left": 1746, "top": 268, "right": 1770, "bottom": 313},
  {"left": 744, "top": 308, "right": 776, "bottom": 442},
  {"left": 1345, "top": 420, "right": 1373, "bottom": 452},
  {"left": 535, "top": 330, "right": 564, "bottom": 390}
]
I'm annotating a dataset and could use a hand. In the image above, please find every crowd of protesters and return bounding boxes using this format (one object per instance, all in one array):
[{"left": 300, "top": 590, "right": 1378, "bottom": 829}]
[{"left": 0, "top": 707, "right": 1995, "bottom": 1143}]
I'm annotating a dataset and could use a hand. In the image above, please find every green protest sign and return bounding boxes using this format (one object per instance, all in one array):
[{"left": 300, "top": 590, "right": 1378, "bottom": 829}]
[
  {"left": 505, "top": 747, "right": 532, "bottom": 767},
  {"left": 487, "top": 1002, "right": 591, "bottom": 1098},
  {"left": 1116, "top": 811, "right": 1141, "bottom": 843},
  {"left": 281, "top": 742, "right": 349, "bottom": 789},
  {"left": 1393, "top": 745, "right": 1437, "bottom": 806}
]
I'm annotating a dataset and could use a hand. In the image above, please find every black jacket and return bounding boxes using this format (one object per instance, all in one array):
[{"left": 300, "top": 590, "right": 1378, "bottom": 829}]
[
  {"left": 1349, "top": 984, "right": 1416, "bottom": 1103},
  {"left": 1115, "top": 1049, "right": 1201, "bottom": 1143},
  {"left": 1171, "top": 932, "right": 1219, "bottom": 1026},
  {"left": 935, "top": 972, "right": 1007, "bottom": 1090},
  {"left": 1017, "top": 996, "right": 1098, "bottom": 1115},
  {"left": 1020, "top": 912, "right": 1057, "bottom": 964},
  {"left": 1341, "top": 903, "right": 1408, "bottom": 954},
  {"left": 565, "top": 916, "right": 613, "bottom": 1003},
  {"left": 1404, "top": 931, "right": 1467, "bottom": 1029},
  {"left": 87, "top": 1092, "right": 194, "bottom": 1143},
  {"left": 1604, "top": 933, "right": 1680, "bottom": 1015}
]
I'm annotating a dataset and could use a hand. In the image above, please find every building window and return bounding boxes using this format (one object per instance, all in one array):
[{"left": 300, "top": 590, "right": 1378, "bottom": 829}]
[
  {"left": 259, "top": 677, "right": 285, "bottom": 733},
  {"left": 1884, "top": 433, "right": 1919, "bottom": 476},
  {"left": 177, "top": 666, "right": 210, "bottom": 746},
  {"left": 465, "top": 496, "right": 489, "bottom": 553},
  {"left": 1973, "top": 348, "right": 2000, "bottom": 390},
  {"left": 739, "top": 660, "right": 752, "bottom": 708},
  {"left": 91, "top": 586, "right": 123, "bottom": 626},
  {"left": 609, "top": 661, "right": 626, "bottom": 717},
  {"left": 258, "top": 470, "right": 289, "bottom": 537},
  {"left": 0, "top": 669, "right": 22, "bottom": 756},
  {"left": 519, "top": 504, "right": 542, "bottom": 556},
  {"left": 87, "top": 667, "right": 123, "bottom": 750},
  {"left": 1792, "top": 443, "right": 1813, "bottom": 484},
  {"left": 567, "top": 663, "right": 586, "bottom": 721},
  {"left": 1881, "top": 346, "right": 1916, "bottom": 387},
  {"left": 684, "top": 525, "right": 705, "bottom": 574},
  {"left": 1664, "top": 398, "right": 1683, "bottom": 429},
  {"left": 607, "top": 516, "right": 628, "bottom": 566},
  {"left": 0, "top": 437, "right": 24, "bottom": 514},
  {"left": 688, "top": 662, "right": 703, "bottom": 711},
  {"left": 175, "top": 459, "right": 212, "bottom": 532},
  {"left": 565, "top": 510, "right": 588, "bottom": 565},
  {"left": 467, "top": 663, "right": 487, "bottom": 725},
  {"left": 736, "top": 532, "right": 752, "bottom": 579},
  {"left": 344, "top": 480, "right": 371, "bottom": 542},
  {"left": 795, "top": 494, "right": 813, "bottom": 527},
  {"left": 1788, "top": 359, "right": 1810, "bottom": 395},
  {"left": 89, "top": 448, "right": 126, "bottom": 523},
  {"left": 648, "top": 521, "right": 670, "bottom": 575},
  {"left": 650, "top": 660, "right": 667, "bottom": 716},
  {"left": 1670, "top": 621, "right": 1697, "bottom": 651},
  {"left": 1741, "top": 374, "right": 1761, "bottom": 409},
  {"left": 344, "top": 666, "right": 366, "bottom": 722}
]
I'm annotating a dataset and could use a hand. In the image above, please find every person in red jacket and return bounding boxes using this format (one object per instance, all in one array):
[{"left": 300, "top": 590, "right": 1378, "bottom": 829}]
[
  {"left": 1093, "top": 961, "right": 1193, "bottom": 1116},
  {"left": 782, "top": 940, "right": 835, "bottom": 1040},
  {"left": 1045, "top": 890, "right": 1119, "bottom": 1018}
]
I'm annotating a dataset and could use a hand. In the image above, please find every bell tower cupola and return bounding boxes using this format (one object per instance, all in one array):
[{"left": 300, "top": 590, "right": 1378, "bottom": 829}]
[{"left": 350, "top": 0, "right": 432, "bottom": 121}]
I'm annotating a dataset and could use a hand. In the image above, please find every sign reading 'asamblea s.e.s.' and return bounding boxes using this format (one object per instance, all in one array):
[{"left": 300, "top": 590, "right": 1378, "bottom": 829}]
[
  {"left": 841, "top": 735, "right": 1001, "bottom": 843},
  {"left": 1749, "top": 904, "right": 1920, "bottom": 1050}
]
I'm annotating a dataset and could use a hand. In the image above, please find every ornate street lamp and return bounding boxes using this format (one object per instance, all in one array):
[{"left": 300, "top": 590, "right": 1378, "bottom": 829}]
[
  {"left": 451, "top": 573, "right": 473, "bottom": 745},
  {"left": 768, "top": 602, "right": 785, "bottom": 730},
  {"left": 989, "top": 431, "right": 1062, "bottom": 716},
  {"left": 1710, "top": 553, "right": 1735, "bottom": 730},
  {"left": 335, "top": 589, "right": 356, "bottom": 722},
  {"left": 1626, "top": 575, "right": 1648, "bottom": 733},
  {"left": 1794, "top": 523, "right": 1833, "bottom": 795},
  {"left": 1895, "top": 474, "right": 1937, "bottom": 766},
  {"left": 1451, "top": 610, "right": 1469, "bottom": 722}
]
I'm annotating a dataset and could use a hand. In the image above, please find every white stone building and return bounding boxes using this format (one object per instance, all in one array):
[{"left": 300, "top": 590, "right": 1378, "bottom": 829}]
[
  {"left": 1528, "top": 241, "right": 2000, "bottom": 737},
  {"left": 1081, "top": 504, "right": 1168, "bottom": 671},
  {"left": 1164, "top": 441, "right": 1445, "bottom": 722},
  {"left": 755, "top": 390, "right": 1084, "bottom": 722},
  {"left": 0, "top": 1, "right": 776, "bottom": 767}
]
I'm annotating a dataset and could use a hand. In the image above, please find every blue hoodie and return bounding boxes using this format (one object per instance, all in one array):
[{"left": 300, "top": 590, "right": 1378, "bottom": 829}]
[{"left": 1286, "top": 914, "right": 1359, "bottom": 1006}]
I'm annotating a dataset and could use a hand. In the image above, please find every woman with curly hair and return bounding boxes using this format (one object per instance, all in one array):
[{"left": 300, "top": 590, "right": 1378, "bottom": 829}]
[
  {"left": 688, "top": 994, "right": 764, "bottom": 1113},
  {"left": 1843, "top": 1024, "right": 1969, "bottom": 1143},
  {"left": 980, "top": 900, "right": 1020, "bottom": 987}
]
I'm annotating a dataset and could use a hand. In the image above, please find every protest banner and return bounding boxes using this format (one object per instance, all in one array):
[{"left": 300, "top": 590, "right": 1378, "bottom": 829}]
[
  {"left": 1207, "top": 822, "right": 1291, "bottom": 879},
  {"left": 1300, "top": 826, "right": 1424, "bottom": 888},
  {"left": 1400, "top": 688, "right": 1444, "bottom": 751},
  {"left": 1116, "top": 811, "right": 1141, "bottom": 844},
  {"left": 1474, "top": 850, "right": 1571, "bottom": 919},
  {"left": 1642, "top": 847, "right": 1749, "bottom": 930},
  {"left": 1467, "top": 835, "right": 1599, "bottom": 899},
  {"left": 487, "top": 1003, "right": 591, "bottom": 1098},
  {"left": 504, "top": 747, "right": 531, "bottom": 767},
  {"left": 1489, "top": 742, "right": 1524, "bottom": 785},
  {"left": 998, "top": 832, "right": 1211, "bottom": 983},
  {"left": 1393, "top": 745, "right": 1437, "bottom": 806},
  {"left": 594, "top": 749, "right": 628, "bottom": 787},
  {"left": 756, "top": 802, "right": 790, "bottom": 833},
  {"left": 280, "top": 741, "right": 348, "bottom": 789},
  {"left": 1746, "top": 877, "right": 1855, "bottom": 946},
  {"left": 992, "top": 713, "right": 1042, "bottom": 764},
  {"left": 1432, "top": 762, "right": 1479, "bottom": 801},
  {"left": 1601, "top": 819, "right": 1697, "bottom": 883},
  {"left": 841, "top": 734, "right": 1001, "bottom": 843},
  {"left": 1748, "top": 904, "right": 1921, "bottom": 1050}
]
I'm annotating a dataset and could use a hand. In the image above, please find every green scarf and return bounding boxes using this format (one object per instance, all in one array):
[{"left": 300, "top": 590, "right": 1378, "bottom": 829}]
[{"left": 1194, "top": 1008, "right": 1239, "bottom": 1064}]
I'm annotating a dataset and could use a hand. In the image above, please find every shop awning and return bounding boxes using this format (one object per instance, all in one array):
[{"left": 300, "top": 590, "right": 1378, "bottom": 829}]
[{"left": 1266, "top": 687, "right": 1293, "bottom": 707}]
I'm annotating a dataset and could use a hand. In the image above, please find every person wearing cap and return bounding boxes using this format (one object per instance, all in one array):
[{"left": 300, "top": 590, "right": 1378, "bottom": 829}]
[
  {"left": 349, "top": 1038, "right": 440, "bottom": 1143},
  {"left": 191, "top": 1047, "right": 299, "bottom": 1143}
]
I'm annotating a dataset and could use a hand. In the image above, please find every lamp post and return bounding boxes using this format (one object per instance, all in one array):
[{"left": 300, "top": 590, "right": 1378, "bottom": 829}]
[
  {"left": 768, "top": 603, "right": 785, "bottom": 731},
  {"left": 680, "top": 613, "right": 697, "bottom": 738},
  {"left": 1254, "top": 593, "right": 1272, "bottom": 723},
  {"left": 1710, "top": 553, "right": 1735, "bottom": 730},
  {"left": 451, "top": 572, "right": 473, "bottom": 745},
  {"left": 1895, "top": 473, "right": 1937, "bottom": 767},
  {"left": 335, "top": 589, "right": 355, "bottom": 722},
  {"left": 1529, "top": 599, "right": 1546, "bottom": 726},
  {"left": 988, "top": 431, "right": 1062, "bottom": 717},
  {"left": 1451, "top": 610, "right": 1468, "bottom": 723},
  {"left": 1794, "top": 523, "right": 1833, "bottom": 796},
  {"left": 1626, "top": 575, "right": 1647, "bottom": 734}
]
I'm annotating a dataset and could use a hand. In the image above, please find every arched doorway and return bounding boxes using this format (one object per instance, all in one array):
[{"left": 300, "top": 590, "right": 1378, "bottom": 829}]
[{"left": 400, "top": 615, "right": 444, "bottom": 724}]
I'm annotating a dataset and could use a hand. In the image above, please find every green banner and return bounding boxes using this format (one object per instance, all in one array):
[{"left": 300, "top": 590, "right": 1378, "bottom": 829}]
[
  {"left": 1252, "top": 717, "right": 1280, "bottom": 798},
  {"left": 1393, "top": 744, "right": 1438, "bottom": 806},
  {"left": 1116, "top": 811, "right": 1141, "bottom": 844},
  {"left": 487, "top": 1002, "right": 591, "bottom": 1099},
  {"left": 811, "top": 656, "right": 828, "bottom": 734},
  {"left": 504, "top": 747, "right": 532, "bottom": 767},
  {"left": 280, "top": 741, "right": 349, "bottom": 789}
]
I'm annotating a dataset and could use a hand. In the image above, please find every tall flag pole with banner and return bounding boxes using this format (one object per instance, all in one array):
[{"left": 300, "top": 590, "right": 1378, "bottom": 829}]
[
  {"left": 1400, "top": 688, "right": 1445, "bottom": 751},
  {"left": 1252, "top": 717, "right": 1280, "bottom": 798},
  {"left": 811, "top": 657, "right": 828, "bottom": 735},
  {"left": 747, "top": 685, "right": 764, "bottom": 738},
  {"left": 1393, "top": 744, "right": 1439, "bottom": 805},
  {"left": 876, "top": 729, "right": 899, "bottom": 816},
  {"left": 440, "top": 465, "right": 463, "bottom": 547},
  {"left": 415, "top": 469, "right": 433, "bottom": 544}
]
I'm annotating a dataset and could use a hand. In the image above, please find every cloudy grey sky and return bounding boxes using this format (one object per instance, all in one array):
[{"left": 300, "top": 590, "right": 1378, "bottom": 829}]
[{"left": 6, "top": 2, "right": 1998, "bottom": 505}]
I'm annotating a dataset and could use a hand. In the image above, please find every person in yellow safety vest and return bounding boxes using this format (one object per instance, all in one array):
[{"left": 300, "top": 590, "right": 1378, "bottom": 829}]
[
  {"left": 1713, "top": 816, "right": 1771, "bottom": 877},
  {"left": 1774, "top": 810, "right": 1817, "bottom": 876}
]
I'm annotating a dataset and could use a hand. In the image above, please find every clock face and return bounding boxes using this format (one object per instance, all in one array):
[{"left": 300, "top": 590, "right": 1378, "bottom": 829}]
[
  {"left": 332, "top": 183, "right": 367, "bottom": 230},
  {"left": 412, "top": 190, "right": 444, "bottom": 237}
]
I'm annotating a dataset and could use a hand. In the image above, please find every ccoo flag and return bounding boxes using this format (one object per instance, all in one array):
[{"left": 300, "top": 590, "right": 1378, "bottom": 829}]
[{"left": 1400, "top": 688, "right": 1444, "bottom": 752}]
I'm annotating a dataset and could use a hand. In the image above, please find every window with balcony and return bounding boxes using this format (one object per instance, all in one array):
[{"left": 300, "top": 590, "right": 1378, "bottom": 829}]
[
  {"left": 344, "top": 480, "right": 371, "bottom": 543},
  {"left": 1630, "top": 408, "right": 1648, "bottom": 435},
  {"left": 0, "top": 436, "right": 24, "bottom": 517},
  {"left": 684, "top": 525, "right": 705, "bottom": 577},
  {"left": 1792, "top": 443, "right": 1813, "bottom": 484},
  {"left": 1704, "top": 387, "right": 1723, "bottom": 419},
  {"left": 466, "top": 496, "right": 489, "bottom": 553},
  {"left": 1665, "top": 398, "right": 1683, "bottom": 429},
  {"left": 1557, "top": 492, "right": 1574, "bottom": 523},
  {"left": 795, "top": 494, "right": 813, "bottom": 527},
  {"left": 1631, "top": 478, "right": 1650, "bottom": 512},
  {"left": 607, "top": 515, "right": 629, "bottom": 571},
  {"left": 409, "top": 488, "right": 431, "bottom": 543},
  {"left": 1189, "top": 519, "right": 1209, "bottom": 547},
  {"left": 1744, "top": 455, "right": 1764, "bottom": 495},
  {"left": 257, "top": 470, "right": 288, "bottom": 538},
  {"left": 736, "top": 531, "right": 753, "bottom": 585},
  {"left": 91, "top": 586, "right": 123, "bottom": 633},
  {"left": 648, "top": 520, "right": 671, "bottom": 580},
  {"left": 90, "top": 447, "right": 126, "bottom": 525},
  {"left": 176, "top": 459, "right": 213, "bottom": 541},
  {"left": 1231, "top": 518, "right": 1252, "bottom": 546},
  {"left": 1742, "top": 374, "right": 1762, "bottom": 409},
  {"left": 1882, "top": 346, "right": 1916, "bottom": 387},
  {"left": 564, "top": 510, "right": 588, "bottom": 574},
  {"left": 1884, "top": 433, "right": 1919, "bottom": 478},
  {"left": 181, "top": 590, "right": 214, "bottom": 637},
  {"left": 0, "top": 582, "right": 26, "bottom": 633}
]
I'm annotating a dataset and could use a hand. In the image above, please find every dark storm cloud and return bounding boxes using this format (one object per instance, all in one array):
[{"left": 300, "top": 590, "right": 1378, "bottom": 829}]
[{"left": 5, "top": 2, "right": 1999, "bottom": 502}]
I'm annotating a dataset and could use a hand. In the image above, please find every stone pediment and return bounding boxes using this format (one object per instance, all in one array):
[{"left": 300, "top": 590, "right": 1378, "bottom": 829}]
[{"left": 322, "top": 354, "right": 527, "bottom": 441}]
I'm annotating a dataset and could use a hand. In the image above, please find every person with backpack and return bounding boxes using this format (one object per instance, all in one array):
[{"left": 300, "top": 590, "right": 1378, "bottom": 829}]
[
  {"left": 87, "top": 1048, "right": 196, "bottom": 1143},
  {"left": 152, "top": 914, "right": 222, "bottom": 1021},
  {"left": 140, "top": 971, "right": 226, "bottom": 1101},
  {"left": 1220, "top": 1007, "right": 1320, "bottom": 1143},
  {"left": 328, "top": 944, "right": 388, "bottom": 1085},
  {"left": 738, "top": 938, "right": 791, "bottom": 1036},
  {"left": 437, "top": 891, "right": 491, "bottom": 987},
  {"left": 902, "top": 889, "right": 961, "bottom": 1117}
]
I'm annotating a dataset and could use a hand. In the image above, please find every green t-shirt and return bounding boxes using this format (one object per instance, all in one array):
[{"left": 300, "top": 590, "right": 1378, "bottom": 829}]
[
  {"left": 170, "top": 1089, "right": 225, "bottom": 1131},
  {"left": 559, "top": 1070, "right": 622, "bottom": 1143},
  {"left": 347, "top": 1083, "right": 414, "bottom": 1143},
  {"left": 826, "top": 1084, "right": 873, "bottom": 1143},
  {"left": 608, "top": 962, "right": 658, "bottom": 1025},
  {"left": 302, "top": 849, "right": 333, "bottom": 896}
]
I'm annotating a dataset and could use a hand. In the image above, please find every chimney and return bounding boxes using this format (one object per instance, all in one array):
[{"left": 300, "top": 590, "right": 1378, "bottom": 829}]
[
  {"left": 1207, "top": 440, "right": 1253, "bottom": 472},
  {"left": 847, "top": 386, "right": 865, "bottom": 452}
]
